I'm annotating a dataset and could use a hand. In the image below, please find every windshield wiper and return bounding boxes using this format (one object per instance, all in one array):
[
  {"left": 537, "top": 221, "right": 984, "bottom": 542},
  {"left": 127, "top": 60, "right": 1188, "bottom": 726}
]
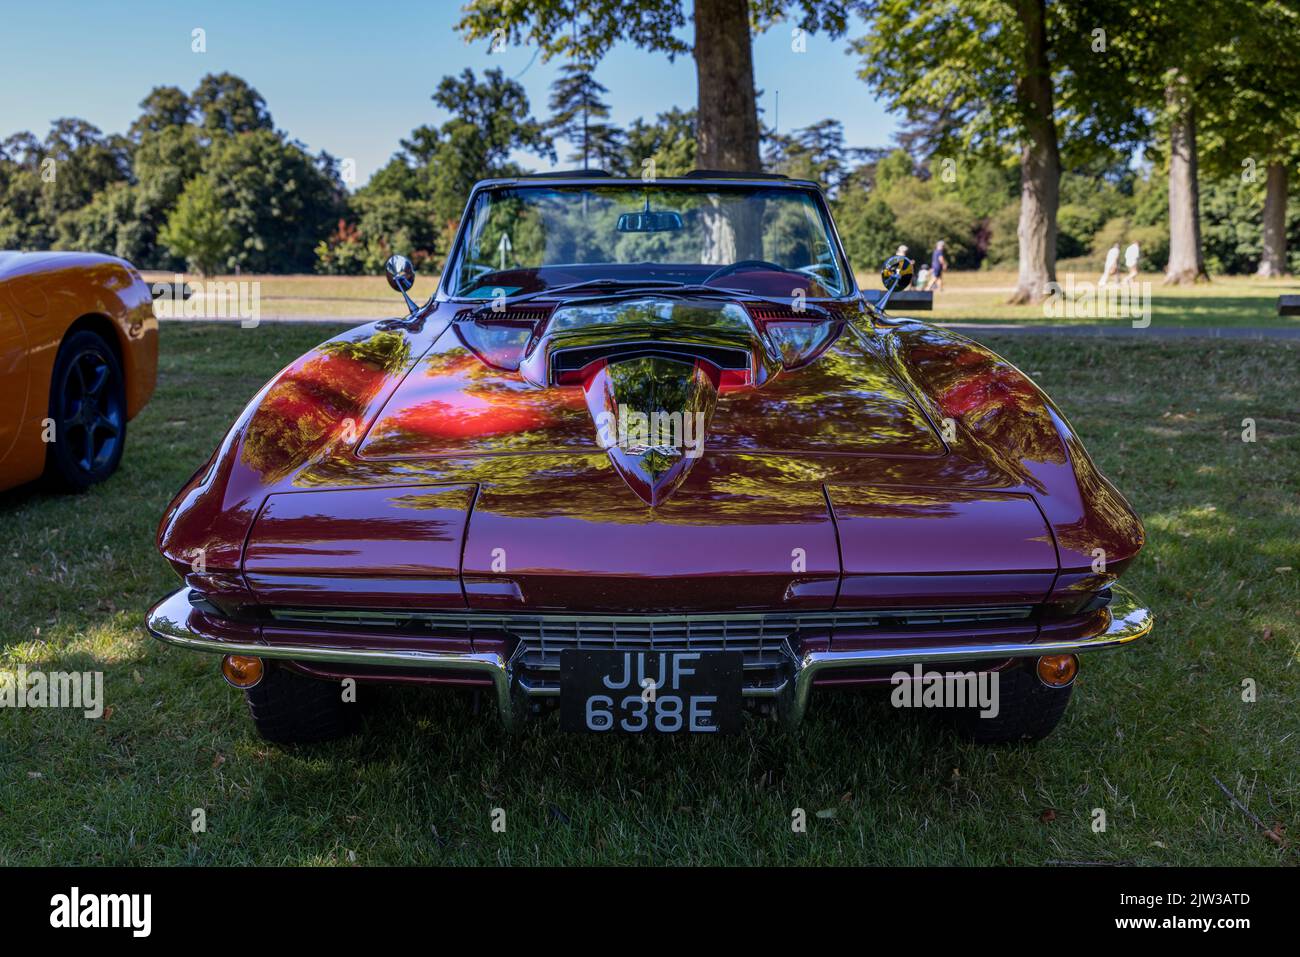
[{"left": 520, "top": 278, "right": 688, "bottom": 300}]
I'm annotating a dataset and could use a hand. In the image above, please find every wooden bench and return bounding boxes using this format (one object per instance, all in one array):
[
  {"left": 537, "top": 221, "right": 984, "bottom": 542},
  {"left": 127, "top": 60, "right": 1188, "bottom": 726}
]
[
  {"left": 861, "top": 289, "right": 934, "bottom": 311},
  {"left": 150, "top": 281, "right": 193, "bottom": 301},
  {"left": 1278, "top": 295, "right": 1300, "bottom": 316}
]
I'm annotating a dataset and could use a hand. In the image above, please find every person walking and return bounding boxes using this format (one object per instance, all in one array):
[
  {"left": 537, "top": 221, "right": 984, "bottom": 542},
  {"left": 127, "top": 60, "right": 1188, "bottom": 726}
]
[
  {"left": 1099, "top": 242, "right": 1121, "bottom": 286},
  {"left": 1124, "top": 240, "right": 1140, "bottom": 281},
  {"left": 927, "top": 240, "right": 947, "bottom": 292}
]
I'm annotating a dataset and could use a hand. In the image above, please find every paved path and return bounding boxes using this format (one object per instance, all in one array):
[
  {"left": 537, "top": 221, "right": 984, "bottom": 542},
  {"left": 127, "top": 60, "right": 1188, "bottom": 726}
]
[
  {"left": 937, "top": 323, "right": 1300, "bottom": 340},
  {"left": 158, "top": 315, "right": 384, "bottom": 325}
]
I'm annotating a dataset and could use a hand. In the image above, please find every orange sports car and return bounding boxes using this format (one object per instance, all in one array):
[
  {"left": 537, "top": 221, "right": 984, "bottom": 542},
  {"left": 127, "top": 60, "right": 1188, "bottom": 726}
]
[{"left": 0, "top": 251, "right": 157, "bottom": 493}]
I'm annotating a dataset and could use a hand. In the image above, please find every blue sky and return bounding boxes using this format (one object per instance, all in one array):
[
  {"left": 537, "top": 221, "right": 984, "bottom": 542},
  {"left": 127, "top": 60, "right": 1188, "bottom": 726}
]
[{"left": 0, "top": 1, "right": 897, "bottom": 186}]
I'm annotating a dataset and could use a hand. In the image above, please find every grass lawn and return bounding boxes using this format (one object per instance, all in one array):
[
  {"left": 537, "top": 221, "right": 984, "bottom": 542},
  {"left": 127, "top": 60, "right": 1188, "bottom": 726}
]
[
  {"left": 905, "top": 269, "right": 1300, "bottom": 328},
  {"left": 1, "top": 320, "right": 1296, "bottom": 866}
]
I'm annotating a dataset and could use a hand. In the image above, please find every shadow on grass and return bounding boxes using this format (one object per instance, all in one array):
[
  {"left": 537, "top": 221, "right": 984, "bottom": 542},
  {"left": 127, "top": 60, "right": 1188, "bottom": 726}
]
[{"left": 280, "top": 679, "right": 1022, "bottom": 800}]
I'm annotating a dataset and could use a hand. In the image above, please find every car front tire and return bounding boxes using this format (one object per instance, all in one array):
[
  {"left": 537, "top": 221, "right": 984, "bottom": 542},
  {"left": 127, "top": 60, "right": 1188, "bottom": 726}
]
[
  {"left": 44, "top": 329, "right": 127, "bottom": 492},
  {"left": 949, "top": 662, "right": 1073, "bottom": 745},
  {"left": 244, "top": 665, "right": 360, "bottom": 744}
]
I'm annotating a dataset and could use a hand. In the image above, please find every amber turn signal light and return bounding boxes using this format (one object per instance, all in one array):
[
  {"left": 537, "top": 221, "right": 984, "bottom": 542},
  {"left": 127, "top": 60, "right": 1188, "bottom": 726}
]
[
  {"left": 221, "top": 654, "right": 264, "bottom": 689},
  {"left": 1036, "top": 654, "right": 1079, "bottom": 688}
]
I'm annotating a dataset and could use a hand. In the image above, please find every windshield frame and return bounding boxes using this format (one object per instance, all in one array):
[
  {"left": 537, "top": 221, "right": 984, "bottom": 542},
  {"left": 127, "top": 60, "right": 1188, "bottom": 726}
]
[{"left": 436, "top": 178, "right": 859, "bottom": 305}]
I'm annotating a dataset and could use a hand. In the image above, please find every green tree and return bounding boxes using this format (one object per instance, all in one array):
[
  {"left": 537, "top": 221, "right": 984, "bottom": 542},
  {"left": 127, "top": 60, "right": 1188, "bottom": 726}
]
[
  {"left": 190, "top": 72, "right": 274, "bottom": 137},
  {"left": 0, "top": 132, "right": 51, "bottom": 249},
  {"left": 837, "top": 147, "right": 981, "bottom": 268},
  {"left": 404, "top": 68, "right": 554, "bottom": 226},
  {"left": 160, "top": 175, "right": 235, "bottom": 275},
  {"left": 833, "top": 185, "right": 898, "bottom": 275},
  {"left": 428, "top": 67, "right": 554, "bottom": 172},
  {"left": 764, "top": 119, "right": 865, "bottom": 195},
  {"left": 54, "top": 181, "right": 147, "bottom": 261},
  {"left": 457, "top": 1, "right": 855, "bottom": 173},
  {"left": 317, "top": 69, "right": 552, "bottom": 275},
  {"left": 129, "top": 85, "right": 192, "bottom": 140},
  {"left": 202, "top": 129, "right": 343, "bottom": 272},
  {"left": 1108, "top": 1, "right": 1299, "bottom": 283},
  {"left": 1196, "top": 1, "right": 1300, "bottom": 277},
  {"left": 624, "top": 108, "right": 698, "bottom": 178},
  {"left": 40, "top": 119, "right": 131, "bottom": 220},
  {"left": 984, "top": 201, "right": 1022, "bottom": 267},
  {"left": 131, "top": 124, "right": 205, "bottom": 267},
  {"left": 317, "top": 157, "right": 440, "bottom": 275},
  {"left": 1127, "top": 165, "right": 1170, "bottom": 270},
  {"left": 548, "top": 61, "right": 626, "bottom": 172},
  {"left": 880, "top": 176, "right": 979, "bottom": 267},
  {"left": 0, "top": 119, "right": 131, "bottom": 251},
  {"left": 940, "top": 154, "right": 1019, "bottom": 224},
  {"left": 854, "top": 0, "right": 1146, "bottom": 302},
  {"left": 1200, "top": 175, "right": 1266, "bottom": 275}
]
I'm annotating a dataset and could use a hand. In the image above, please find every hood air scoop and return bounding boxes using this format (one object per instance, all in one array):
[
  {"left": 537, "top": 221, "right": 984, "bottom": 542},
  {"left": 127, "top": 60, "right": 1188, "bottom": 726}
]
[
  {"left": 583, "top": 355, "right": 719, "bottom": 506},
  {"left": 519, "top": 296, "right": 772, "bottom": 388}
]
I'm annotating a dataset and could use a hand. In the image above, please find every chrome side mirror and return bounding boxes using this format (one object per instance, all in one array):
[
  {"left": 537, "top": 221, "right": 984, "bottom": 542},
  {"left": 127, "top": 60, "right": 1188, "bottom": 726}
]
[
  {"left": 384, "top": 254, "right": 418, "bottom": 314},
  {"left": 877, "top": 255, "right": 914, "bottom": 312}
]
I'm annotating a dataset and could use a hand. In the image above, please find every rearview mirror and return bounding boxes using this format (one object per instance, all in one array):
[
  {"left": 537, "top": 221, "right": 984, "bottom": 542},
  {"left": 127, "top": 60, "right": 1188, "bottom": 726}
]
[
  {"left": 384, "top": 253, "right": 418, "bottom": 314},
  {"left": 617, "top": 210, "right": 684, "bottom": 233},
  {"left": 876, "top": 255, "right": 914, "bottom": 313},
  {"left": 385, "top": 254, "right": 415, "bottom": 293},
  {"left": 880, "top": 255, "right": 914, "bottom": 293}
]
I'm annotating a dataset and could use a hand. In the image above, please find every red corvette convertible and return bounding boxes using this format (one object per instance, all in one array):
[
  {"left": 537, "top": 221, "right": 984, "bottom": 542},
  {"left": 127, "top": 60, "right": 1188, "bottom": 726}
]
[{"left": 146, "top": 173, "right": 1151, "bottom": 744}]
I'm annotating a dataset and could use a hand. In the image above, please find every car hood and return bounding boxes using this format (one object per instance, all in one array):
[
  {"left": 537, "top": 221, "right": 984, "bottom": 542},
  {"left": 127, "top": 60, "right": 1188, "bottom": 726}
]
[
  {"left": 358, "top": 297, "right": 942, "bottom": 453},
  {"left": 155, "top": 303, "right": 1143, "bottom": 615},
  {"left": 0, "top": 249, "right": 121, "bottom": 281}
]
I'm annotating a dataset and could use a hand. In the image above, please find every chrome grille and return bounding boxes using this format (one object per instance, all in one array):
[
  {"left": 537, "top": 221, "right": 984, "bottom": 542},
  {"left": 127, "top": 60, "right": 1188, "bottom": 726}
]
[
  {"left": 266, "top": 605, "right": 1034, "bottom": 705},
  {"left": 267, "top": 606, "right": 1033, "bottom": 648}
]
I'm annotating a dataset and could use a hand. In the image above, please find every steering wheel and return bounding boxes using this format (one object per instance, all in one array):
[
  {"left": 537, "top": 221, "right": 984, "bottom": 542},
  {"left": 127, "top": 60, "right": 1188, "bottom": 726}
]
[{"left": 703, "top": 260, "right": 789, "bottom": 284}]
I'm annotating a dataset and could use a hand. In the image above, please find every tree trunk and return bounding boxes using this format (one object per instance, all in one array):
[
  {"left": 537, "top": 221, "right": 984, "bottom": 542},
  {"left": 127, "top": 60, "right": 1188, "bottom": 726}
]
[
  {"left": 1257, "top": 161, "right": 1288, "bottom": 277},
  {"left": 1164, "top": 77, "right": 1209, "bottom": 284},
  {"left": 692, "top": 0, "right": 761, "bottom": 172},
  {"left": 1007, "top": 0, "right": 1060, "bottom": 305},
  {"left": 693, "top": 0, "right": 764, "bottom": 260}
]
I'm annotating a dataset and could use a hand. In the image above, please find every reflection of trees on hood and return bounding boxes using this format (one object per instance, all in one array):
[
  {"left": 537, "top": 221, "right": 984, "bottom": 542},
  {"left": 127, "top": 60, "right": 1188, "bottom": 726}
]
[
  {"left": 321, "top": 330, "right": 412, "bottom": 374},
  {"left": 606, "top": 355, "right": 695, "bottom": 416},
  {"left": 905, "top": 333, "right": 1068, "bottom": 471},
  {"left": 240, "top": 331, "right": 412, "bottom": 482},
  {"left": 360, "top": 346, "right": 589, "bottom": 456},
  {"left": 276, "top": 322, "right": 1095, "bottom": 536},
  {"left": 1051, "top": 447, "right": 1144, "bottom": 561},
  {"left": 448, "top": 455, "right": 834, "bottom": 526},
  {"left": 718, "top": 347, "right": 935, "bottom": 452}
]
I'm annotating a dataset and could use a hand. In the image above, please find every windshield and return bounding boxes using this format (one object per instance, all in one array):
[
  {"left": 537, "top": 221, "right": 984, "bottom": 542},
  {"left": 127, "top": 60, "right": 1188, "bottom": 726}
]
[{"left": 446, "top": 184, "right": 850, "bottom": 300}]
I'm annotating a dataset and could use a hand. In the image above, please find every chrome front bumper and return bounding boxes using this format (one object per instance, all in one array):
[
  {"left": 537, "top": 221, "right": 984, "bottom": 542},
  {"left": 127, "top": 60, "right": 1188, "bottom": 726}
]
[{"left": 145, "top": 585, "right": 1153, "bottom": 730}]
